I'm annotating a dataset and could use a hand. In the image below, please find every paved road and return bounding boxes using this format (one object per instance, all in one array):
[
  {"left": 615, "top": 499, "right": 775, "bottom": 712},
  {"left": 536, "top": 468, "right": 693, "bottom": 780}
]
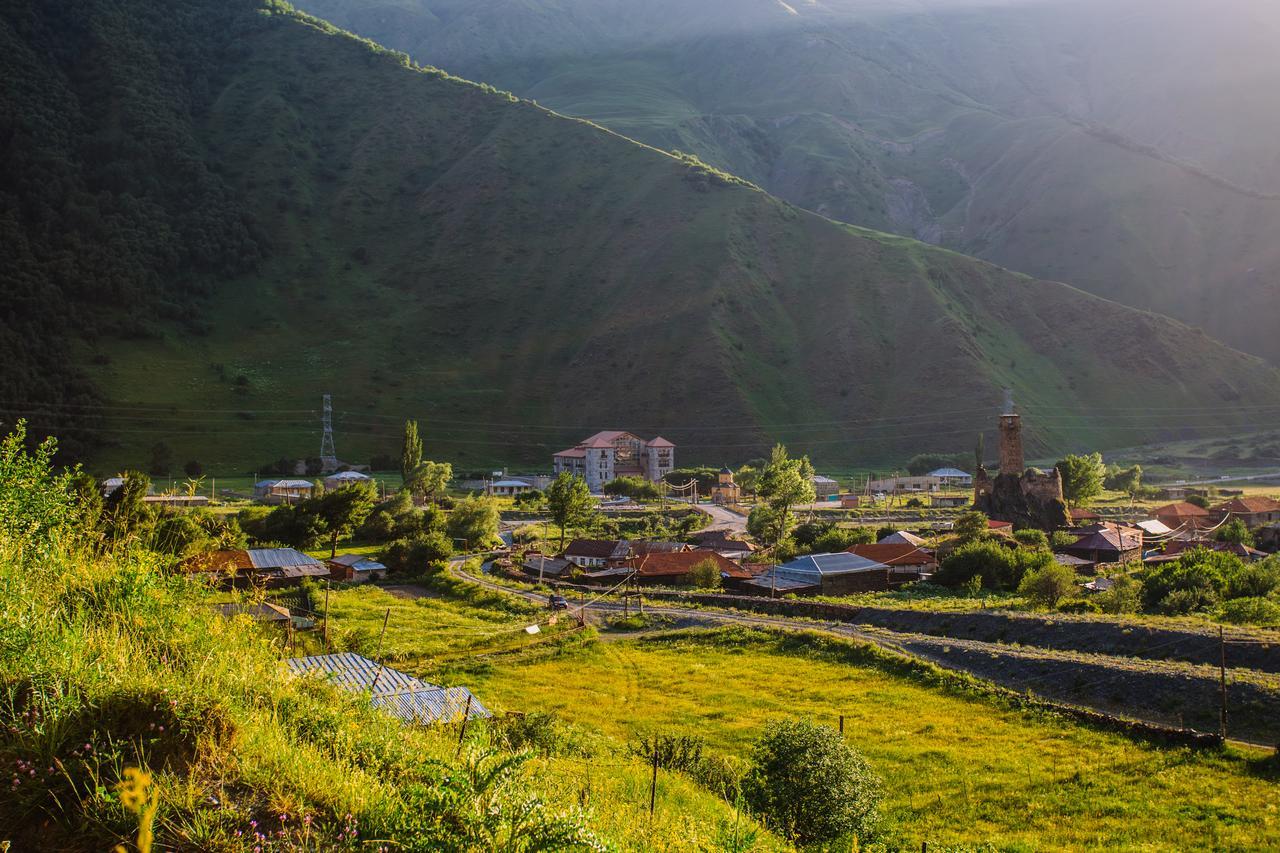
[
  {"left": 1156, "top": 471, "right": 1280, "bottom": 487},
  {"left": 691, "top": 501, "right": 748, "bottom": 534}
]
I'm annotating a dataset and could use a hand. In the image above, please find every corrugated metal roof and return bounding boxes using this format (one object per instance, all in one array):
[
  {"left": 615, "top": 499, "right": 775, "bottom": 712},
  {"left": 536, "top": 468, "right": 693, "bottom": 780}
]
[
  {"left": 248, "top": 548, "right": 324, "bottom": 569},
  {"left": 285, "top": 654, "right": 489, "bottom": 723},
  {"left": 778, "top": 552, "right": 887, "bottom": 576}
]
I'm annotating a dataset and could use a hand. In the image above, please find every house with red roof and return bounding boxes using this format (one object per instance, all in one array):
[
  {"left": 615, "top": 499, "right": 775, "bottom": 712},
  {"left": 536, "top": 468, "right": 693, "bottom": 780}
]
[
  {"left": 1154, "top": 502, "right": 1213, "bottom": 533},
  {"left": 552, "top": 431, "right": 675, "bottom": 491},
  {"left": 846, "top": 543, "right": 937, "bottom": 581},
  {"left": 586, "top": 550, "right": 752, "bottom": 588},
  {"left": 1212, "top": 496, "right": 1280, "bottom": 527}
]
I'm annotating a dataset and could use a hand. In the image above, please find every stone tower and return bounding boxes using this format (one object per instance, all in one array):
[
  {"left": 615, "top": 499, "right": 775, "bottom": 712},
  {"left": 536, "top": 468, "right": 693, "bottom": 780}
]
[{"left": 998, "top": 389, "right": 1024, "bottom": 475}]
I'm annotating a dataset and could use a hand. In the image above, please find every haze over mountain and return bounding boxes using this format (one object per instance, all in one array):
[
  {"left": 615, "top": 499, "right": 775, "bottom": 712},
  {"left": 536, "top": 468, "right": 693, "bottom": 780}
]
[
  {"left": 300, "top": 0, "right": 1280, "bottom": 364},
  {"left": 2, "top": 0, "right": 1278, "bottom": 471}
]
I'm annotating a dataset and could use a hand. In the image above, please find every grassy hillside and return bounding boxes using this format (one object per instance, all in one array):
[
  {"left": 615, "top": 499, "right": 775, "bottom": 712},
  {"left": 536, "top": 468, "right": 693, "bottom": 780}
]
[
  {"left": 4, "top": 0, "right": 1280, "bottom": 476},
  {"left": 0, "top": 431, "right": 785, "bottom": 850},
  {"left": 302, "top": 0, "right": 1280, "bottom": 363}
]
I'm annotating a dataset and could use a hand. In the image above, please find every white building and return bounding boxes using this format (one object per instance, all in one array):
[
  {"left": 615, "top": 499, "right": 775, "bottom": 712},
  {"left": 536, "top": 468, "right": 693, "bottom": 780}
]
[
  {"left": 552, "top": 431, "right": 674, "bottom": 492},
  {"left": 323, "top": 470, "right": 372, "bottom": 491},
  {"left": 486, "top": 479, "right": 534, "bottom": 497},
  {"left": 928, "top": 467, "right": 974, "bottom": 488}
]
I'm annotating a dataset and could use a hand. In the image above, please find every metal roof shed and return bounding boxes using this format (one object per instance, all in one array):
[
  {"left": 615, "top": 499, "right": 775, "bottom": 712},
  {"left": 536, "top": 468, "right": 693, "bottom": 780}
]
[{"left": 286, "top": 653, "right": 489, "bottom": 724}]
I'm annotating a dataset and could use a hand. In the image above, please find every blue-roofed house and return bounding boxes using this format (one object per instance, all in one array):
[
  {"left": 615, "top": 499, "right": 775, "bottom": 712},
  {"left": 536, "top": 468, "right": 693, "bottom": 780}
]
[
  {"left": 743, "top": 552, "right": 891, "bottom": 596},
  {"left": 928, "top": 468, "right": 973, "bottom": 488},
  {"left": 286, "top": 653, "right": 489, "bottom": 725}
]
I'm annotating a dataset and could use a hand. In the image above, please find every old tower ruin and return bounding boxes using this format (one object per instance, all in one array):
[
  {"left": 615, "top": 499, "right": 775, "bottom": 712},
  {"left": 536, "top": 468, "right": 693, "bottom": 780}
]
[{"left": 973, "top": 391, "right": 1067, "bottom": 530}]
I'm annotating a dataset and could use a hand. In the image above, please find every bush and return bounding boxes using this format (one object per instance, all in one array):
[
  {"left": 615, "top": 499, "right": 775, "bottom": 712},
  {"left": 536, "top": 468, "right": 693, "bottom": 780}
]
[
  {"left": 742, "top": 718, "right": 881, "bottom": 847},
  {"left": 811, "top": 526, "right": 874, "bottom": 554},
  {"left": 935, "top": 540, "right": 1049, "bottom": 591},
  {"left": 379, "top": 532, "right": 453, "bottom": 574},
  {"left": 1141, "top": 548, "right": 1242, "bottom": 611},
  {"left": 1218, "top": 596, "right": 1280, "bottom": 626},
  {"left": 492, "top": 712, "right": 599, "bottom": 758},
  {"left": 687, "top": 558, "right": 723, "bottom": 590},
  {"left": 1094, "top": 575, "right": 1141, "bottom": 614},
  {"left": 1226, "top": 558, "right": 1280, "bottom": 600},
  {"left": 1058, "top": 598, "right": 1102, "bottom": 614},
  {"left": 952, "top": 511, "right": 989, "bottom": 543},
  {"left": 1017, "top": 562, "right": 1079, "bottom": 608},
  {"left": 1013, "top": 529, "right": 1049, "bottom": 550},
  {"left": 1160, "top": 587, "right": 1218, "bottom": 615}
]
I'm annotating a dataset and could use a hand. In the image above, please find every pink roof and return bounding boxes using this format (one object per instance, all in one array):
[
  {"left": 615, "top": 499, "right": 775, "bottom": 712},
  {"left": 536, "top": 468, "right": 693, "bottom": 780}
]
[
  {"left": 554, "top": 448, "right": 587, "bottom": 458},
  {"left": 647, "top": 436, "right": 675, "bottom": 448},
  {"left": 581, "top": 430, "right": 630, "bottom": 448}
]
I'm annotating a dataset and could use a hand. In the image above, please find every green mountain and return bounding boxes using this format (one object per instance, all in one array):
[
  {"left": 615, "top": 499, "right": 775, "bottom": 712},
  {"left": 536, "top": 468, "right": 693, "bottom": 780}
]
[
  {"left": 2, "top": 0, "right": 1279, "bottom": 473},
  {"left": 297, "top": 0, "right": 1280, "bottom": 364}
]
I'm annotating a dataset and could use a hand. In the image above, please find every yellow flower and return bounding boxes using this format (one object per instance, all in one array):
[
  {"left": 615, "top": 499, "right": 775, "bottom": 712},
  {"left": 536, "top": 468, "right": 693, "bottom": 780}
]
[{"left": 118, "top": 767, "right": 152, "bottom": 812}]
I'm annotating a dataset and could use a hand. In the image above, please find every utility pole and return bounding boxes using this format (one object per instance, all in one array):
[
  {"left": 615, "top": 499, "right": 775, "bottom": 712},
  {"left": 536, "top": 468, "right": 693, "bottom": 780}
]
[
  {"left": 320, "top": 393, "right": 337, "bottom": 471},
  {"left": 649, "top": 748, "right": 659, "bottom": 818},
  {"left": 1219, "top": 626, "right": 1228, "bottom": 740},
  {"left": 322, "top": 581, "right": 331, "bottom": 653}
]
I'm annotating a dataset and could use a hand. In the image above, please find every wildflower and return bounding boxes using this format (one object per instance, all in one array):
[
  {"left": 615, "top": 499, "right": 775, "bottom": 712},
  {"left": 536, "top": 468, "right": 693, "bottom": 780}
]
[{"left": 118, "top": 768, "right": 152, "bottom": 811}]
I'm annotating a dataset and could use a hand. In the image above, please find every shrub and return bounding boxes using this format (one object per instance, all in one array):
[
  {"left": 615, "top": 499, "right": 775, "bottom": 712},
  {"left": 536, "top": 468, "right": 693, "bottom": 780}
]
[
  {"left": 1058, "top": 598, "right": 1102, "bottom": 614},
  {"left": 935, "top": 540, "right": 1048, "bottom": 591},
  {"left": 1160, "top": 587, "right": 1218, "bottom": 615},
  {"left": 687, "top": 558, "right": 723, "bottom": 590},
  {"left": 742, "top": 718, "right": 881, "bottom": 847},
  {"left": 492, "top": 711, "right": 599, "bottom": 758},
  {"left": 1186, "top": 494, "right": 1211, "bottom": 509},
  {"left": 1094, "top": 575, "right": 1141, "bottom": 614},
  {"left": 1218, "top": 596, "right": 1280, "bottom": 626},
  {"left": 379, "top": 532, "right": 453, "bottom": 573},
  {"left": 1013, "top": 529, "right": 1050, "bottom": 550},
  {"left": 1017, "top": 562, "right": 1079, "bottom": 608},
  {"left": 1141, "top": 548, "right": 1242, "bottom": 611},
  {"left": 812, "top": 526, "right": 874, "bottom": 553},
  {"left": 952, "top": 511, "right": 989, "bottom": 543},
  {"left": 1226, "top": 557, "right": 1280, "bottom": 600},
  {"left": 1216, "top": 518, "right": 1256, "bottom": 547}
]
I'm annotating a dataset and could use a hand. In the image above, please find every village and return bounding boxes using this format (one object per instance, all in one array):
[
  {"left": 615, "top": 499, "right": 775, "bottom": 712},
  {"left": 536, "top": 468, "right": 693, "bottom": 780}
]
[{"left": 92, "top": 398, "right": 1280, "bottom": 629}]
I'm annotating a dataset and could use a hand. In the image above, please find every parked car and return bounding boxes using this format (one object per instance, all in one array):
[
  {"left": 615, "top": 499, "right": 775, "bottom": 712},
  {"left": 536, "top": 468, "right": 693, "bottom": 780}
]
[{"left": 547, "top": 594, "right": 569, "bottom": 611}]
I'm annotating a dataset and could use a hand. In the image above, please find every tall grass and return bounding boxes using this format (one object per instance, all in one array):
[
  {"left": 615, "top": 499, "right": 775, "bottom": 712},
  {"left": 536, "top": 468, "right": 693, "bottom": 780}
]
[{"left": 0, "top": 431, "right": 777, "bottom": 850}]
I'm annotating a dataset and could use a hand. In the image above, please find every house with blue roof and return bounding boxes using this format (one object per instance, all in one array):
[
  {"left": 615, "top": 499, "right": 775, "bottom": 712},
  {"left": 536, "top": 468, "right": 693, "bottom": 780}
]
[{"left": 743, "top": 551, "right": 892, "bottom": 596}]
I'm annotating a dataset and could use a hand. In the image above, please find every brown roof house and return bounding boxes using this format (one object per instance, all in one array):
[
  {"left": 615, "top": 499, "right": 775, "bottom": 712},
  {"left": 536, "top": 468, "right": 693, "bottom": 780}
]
[
  {"left": 846, "top": 543, "right": 937, "bottom": 582},
  {"left": 691, "top": 529, "right": 759, "bottom": 560},
  {"left": 563, "top": 539, "right": 633, "bottom": 568},
  {"left": 1058, "top": 527, "right": 1143, "bottom": 567},
  {"left": 1154, "top": 502, "right": 1212, "bottom": 533},
  {"left": 184, "top": 548, "right": 329, "bottom": 588},
  {"left": 582, "top": 551, "right": 752, "bottom": 588},
  {"left": 1212, "top": 496, "right": 1280, "bottom": 527}
]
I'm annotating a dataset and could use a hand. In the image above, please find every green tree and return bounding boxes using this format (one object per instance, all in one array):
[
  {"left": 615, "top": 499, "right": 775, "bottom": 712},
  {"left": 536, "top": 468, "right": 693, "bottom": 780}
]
[
  {"left": 735, "top": 465, "right": 760, "bottom": 495},
  {"left": 104, "top": 470, "right": 152, "bottom": 546},
  {"left": 1095, "top": 574, "right": 1141, "bottom": 614},
  {"left": 952, "top": 510, "right": 989, "bottom": 543},
  {"left": 1103, "top": 464, "right": 1143, "bottom": 500},
  {"left": 148, "top": 441, "right": 173, "bottom": 477},
  {"left": 755, "top": 444, "right": 816, "bottom": 552},
  {"left": 401, "top": 419, "right": 423, "bottom": 481},
  {"left": 447, "top": 495, "right": 500, "bottom": 550},
  {"left": 316, "top": 482, "right": 378, "bottom": 557},
  {"left": 1216, "top": 518, "right": 1255, "bottom": 547},
  {"left": 1055, "top": 453, "right": 1105, "bottom": 508},
  {"left": 1226, "top": 557, "right": 1280, "bottom": 599},
  {"left": 405, "top": 459, "right": 453, "bottom": 503},
  {"left": 379, "top": 531, "right": 453, "bottom": 573},
  {"left": 545, "top": 472, "right": 597, "bottom": 552},
  {"left": 603, "top": 476, "right": 660, "bottom": 501},
  {"left": 1017, "top": 561, "right": 1079, "bottom": 608},
  {"left": 687, "top": 558, "right": 723, "bottom": 589},
  {"left": 150, "top": 513, "right": 210, "bottom": 557},
  {"left": 0, "top": 422, "right": 75, "bottom": 563},
  {"left": 742, "top": 718, "right": 882, "bottom": 847}
]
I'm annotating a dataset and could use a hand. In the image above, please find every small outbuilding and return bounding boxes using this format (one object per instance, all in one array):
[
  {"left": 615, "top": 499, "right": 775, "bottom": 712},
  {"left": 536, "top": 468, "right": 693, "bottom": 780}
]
[
  {"left": 743, "top": 552, "right": 892, "bottom": 596},
  {"left": 328, "top": 553, "right": 388, "bottom": 582},
  {"left": 1058, "top": 527, "right": 1142, "bottom": 565},
  {"left": 254, "top": 479, "right": 316, "bottom": 504},
  {"left": 286, "top": 653, "right": 489, "bottom": 725},
  {"left": 184, "top": 547, "right": 329, "bottom": 588}
]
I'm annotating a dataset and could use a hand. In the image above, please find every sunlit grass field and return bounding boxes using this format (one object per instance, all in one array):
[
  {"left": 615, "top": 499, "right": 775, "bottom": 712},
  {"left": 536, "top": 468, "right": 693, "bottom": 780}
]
[{"left": 314, "top": 580, "right": 1280, "bottom": 848}]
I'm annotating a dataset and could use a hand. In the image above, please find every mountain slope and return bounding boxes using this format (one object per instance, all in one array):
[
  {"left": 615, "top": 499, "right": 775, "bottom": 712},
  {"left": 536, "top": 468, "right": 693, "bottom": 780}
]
[
  {"left": 2, "top": 0, "right": 1279, "bottom": 472},
  {"left": 297, "top": 0, "right": 1280, "bottom": 363}
]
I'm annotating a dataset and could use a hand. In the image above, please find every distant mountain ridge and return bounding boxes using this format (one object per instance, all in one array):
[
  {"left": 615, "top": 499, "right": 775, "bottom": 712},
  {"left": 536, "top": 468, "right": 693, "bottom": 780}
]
[
  {"left": 297, "top": 0, "right": 1280, "bottom": 364},
  {"left": 1, "top": 0, "right": 1279, "bottom": 472}
]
